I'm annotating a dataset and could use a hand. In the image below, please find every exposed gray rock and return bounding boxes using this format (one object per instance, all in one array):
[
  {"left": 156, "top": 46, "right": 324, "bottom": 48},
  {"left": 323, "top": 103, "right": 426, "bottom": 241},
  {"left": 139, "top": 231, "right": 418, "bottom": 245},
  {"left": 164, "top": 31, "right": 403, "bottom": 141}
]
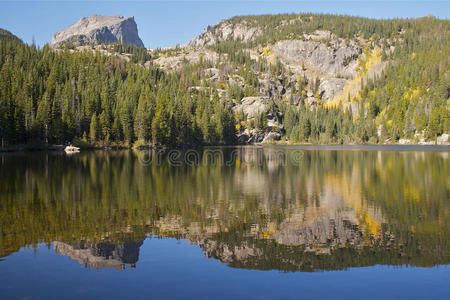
[
  {"left": 204, "top": 68, "right": 220, "bottom": 82},
  {"left": 398, "top": 138, "right": 411, "bottom": 145},
  {"left": 303, "top": 30, "right": 333, "bottom": 41},
  {"left": 262, "top": 132, "right": 281, "bottom": 143},
  {"left": 306, "top": 96, "right": 317, "bottom": 106},
  {"left": 410, "top": 132, "right": 450, "bottom": 145},
  {"left": 437, "top": 133, "right": 449, "bottom": 145},
  {"left": 153, "top": 49, "right": 219, "bottom": 71},
  {"left": 204, "top": 67, "right": 219, "bottom": 77},
  {"left": 319, "top": 78, "right": 348, "bottom": 101},
  {"left": 234, "top": 96, "right": 271, "bottom": 118},
  {"left": 271, "top": 39, "right": 361, "bottom": 78},
  {"left": 247, "top": 132, "right": 266, "bottom": 143},
  {"left": 237, "top": 129, "right": 267, "bottom": 144},
  {"left": 50, "top": 15, "right": 144, "bottom": 48},
  {"left": 185, "top": 21, "right": 262, "bottom": 48},
  {"left": 228, "top": 75, "right": 245, "bottom": 87}
]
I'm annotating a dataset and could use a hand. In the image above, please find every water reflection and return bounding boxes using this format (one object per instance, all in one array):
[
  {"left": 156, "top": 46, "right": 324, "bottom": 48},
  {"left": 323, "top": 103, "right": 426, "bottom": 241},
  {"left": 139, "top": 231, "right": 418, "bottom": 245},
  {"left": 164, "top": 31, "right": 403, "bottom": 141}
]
[
  {"left": 0, "top": 147, "right": 448, "bottom": 271},
  {"left": 54, "top": 240, "right": 143, "bottom": 270}
]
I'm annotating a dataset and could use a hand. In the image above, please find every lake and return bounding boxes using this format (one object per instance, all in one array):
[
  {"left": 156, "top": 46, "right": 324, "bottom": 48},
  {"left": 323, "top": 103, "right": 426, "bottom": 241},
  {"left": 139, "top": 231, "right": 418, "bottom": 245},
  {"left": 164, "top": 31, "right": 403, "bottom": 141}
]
[{"left": 0, "top": 146, "right": 449, "bottom": 299}]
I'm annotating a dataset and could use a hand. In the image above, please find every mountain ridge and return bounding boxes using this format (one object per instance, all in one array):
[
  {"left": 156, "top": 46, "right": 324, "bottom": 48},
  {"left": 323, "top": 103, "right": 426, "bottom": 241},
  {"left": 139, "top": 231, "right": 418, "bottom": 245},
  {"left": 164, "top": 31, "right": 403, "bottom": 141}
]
[
  {"left": 0, "top": 28, "right": 22, "bottom": 43},
  {"left": 153, "top": 13, "right": 448, "bottom": 144}
]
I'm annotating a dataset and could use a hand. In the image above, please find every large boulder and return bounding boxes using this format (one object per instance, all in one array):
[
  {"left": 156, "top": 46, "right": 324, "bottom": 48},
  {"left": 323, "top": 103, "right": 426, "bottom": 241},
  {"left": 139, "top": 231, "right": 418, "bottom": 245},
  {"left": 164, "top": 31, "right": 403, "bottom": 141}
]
[
  {"left": 248, "top": 132, "right": 266, "bottom": 143},
  {"left": 437, "top": 133, "right": 449, "bottom": 145},
  {"left": 262, "top": 132, "right": 281, "bottom": 143},
  {"left": 234, "top": 96, "right": 271, "bottom": 118}
]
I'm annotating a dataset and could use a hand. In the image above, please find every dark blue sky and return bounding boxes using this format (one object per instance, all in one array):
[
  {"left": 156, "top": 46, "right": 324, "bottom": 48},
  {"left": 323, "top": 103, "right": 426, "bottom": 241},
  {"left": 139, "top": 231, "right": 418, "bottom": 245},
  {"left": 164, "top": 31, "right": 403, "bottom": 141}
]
[{"left": 1, "top": 1, "right": 449, "bottom": 48}]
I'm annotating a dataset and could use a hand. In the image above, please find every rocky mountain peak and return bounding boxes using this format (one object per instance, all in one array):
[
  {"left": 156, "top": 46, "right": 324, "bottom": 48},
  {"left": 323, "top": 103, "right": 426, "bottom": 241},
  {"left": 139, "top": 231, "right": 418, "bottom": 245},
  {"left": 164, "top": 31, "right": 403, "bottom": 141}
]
[{"left": 49, "top": 14, "right": 144, "bottom": 48}]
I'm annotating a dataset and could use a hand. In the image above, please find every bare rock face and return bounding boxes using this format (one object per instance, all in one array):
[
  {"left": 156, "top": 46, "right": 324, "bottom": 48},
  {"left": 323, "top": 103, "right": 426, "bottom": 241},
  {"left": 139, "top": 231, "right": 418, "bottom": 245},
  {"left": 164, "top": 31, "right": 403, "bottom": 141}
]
[
  {"left": 153, "top": 49, "right": 219, "bottom": 71},
  {"left": 271, "top": 39, "right": 361, "bottom": 78},
  {"left": 262, "top": 132, "right": 281, "bottom": 143},
  {"left": 437, "top": 133, "right": 449, "bottom": 145},
  {"left": 50, "top": 15, "right": 144, "bottom": 48},
  {"left": 319, "top": 78, "right": 348, "bottom": 101},
  {"left": 234, "top": 96, "right": 271, "bottom": 118},
  {"left": 185, "top": 21, "right": 262, "bottom": 48}
]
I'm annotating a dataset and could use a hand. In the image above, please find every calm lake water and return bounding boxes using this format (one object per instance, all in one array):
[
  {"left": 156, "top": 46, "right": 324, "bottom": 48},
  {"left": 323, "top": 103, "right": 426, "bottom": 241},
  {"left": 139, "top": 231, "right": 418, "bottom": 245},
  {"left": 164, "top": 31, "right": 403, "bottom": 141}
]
[{"left": 0, "top": 146, "right": 449, "bottom": 299}]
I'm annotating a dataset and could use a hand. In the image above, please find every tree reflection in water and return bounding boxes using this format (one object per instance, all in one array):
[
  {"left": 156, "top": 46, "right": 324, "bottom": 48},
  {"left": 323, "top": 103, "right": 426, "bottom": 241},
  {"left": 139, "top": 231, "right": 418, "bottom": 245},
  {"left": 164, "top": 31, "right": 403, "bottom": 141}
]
[{"left": 0, "top": 147, "right": 448, "bottom": 271}]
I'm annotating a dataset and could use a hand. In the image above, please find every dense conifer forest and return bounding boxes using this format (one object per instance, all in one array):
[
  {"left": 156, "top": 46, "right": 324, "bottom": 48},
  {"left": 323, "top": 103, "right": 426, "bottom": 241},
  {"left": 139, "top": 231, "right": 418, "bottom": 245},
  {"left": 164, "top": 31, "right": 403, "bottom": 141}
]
[{"left": 0, "top": 40, "right": 236, "bottom": 147}]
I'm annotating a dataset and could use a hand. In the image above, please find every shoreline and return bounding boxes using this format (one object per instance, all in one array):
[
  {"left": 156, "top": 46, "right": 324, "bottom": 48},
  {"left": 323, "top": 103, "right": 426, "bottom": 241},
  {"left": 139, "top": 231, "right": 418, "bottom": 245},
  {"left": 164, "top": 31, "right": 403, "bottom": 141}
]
[{"left": 1, "top": 142, "right": 449, "bottom": 153}]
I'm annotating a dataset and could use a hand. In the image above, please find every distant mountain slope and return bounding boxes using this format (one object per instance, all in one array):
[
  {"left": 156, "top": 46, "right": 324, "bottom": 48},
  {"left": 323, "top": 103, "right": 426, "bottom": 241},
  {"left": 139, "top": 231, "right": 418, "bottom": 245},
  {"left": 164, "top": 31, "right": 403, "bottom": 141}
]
[
  {"left": 49, "top": 15, "right": 144, "bottom": 48},
  {"left": 158, "top": 13, "right": 449, "bottom": 144},
  {"left": 0, "top": 28, "right": 22, "bottom": 43}
]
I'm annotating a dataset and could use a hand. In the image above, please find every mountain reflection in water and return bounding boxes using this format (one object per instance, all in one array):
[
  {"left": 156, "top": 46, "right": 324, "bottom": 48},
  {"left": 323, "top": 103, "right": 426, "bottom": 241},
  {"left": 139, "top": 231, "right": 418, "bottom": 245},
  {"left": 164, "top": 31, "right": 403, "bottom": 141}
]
[
  {"left": 53, "top": 240, "right": 143, "bottom": 270},
  {"left": 0, "top": 147, "right": 448, "bottom": 272}
]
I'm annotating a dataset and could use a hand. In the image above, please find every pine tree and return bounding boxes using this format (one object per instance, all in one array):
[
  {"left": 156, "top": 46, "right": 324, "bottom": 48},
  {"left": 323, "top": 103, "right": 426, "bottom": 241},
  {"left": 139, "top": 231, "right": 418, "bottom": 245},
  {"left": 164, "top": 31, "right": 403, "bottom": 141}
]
[
  {"left": 89, "top": 113, "right": 98, "bottom": 143},
  {"left": 152, "top": 101, "right": 170, "bottom": 145},
  {"left": 300, "top": 115, "right": 311, "bottom": 142},
  {"left": 134, "top": 87, "right": 153, "bottom": 142}
]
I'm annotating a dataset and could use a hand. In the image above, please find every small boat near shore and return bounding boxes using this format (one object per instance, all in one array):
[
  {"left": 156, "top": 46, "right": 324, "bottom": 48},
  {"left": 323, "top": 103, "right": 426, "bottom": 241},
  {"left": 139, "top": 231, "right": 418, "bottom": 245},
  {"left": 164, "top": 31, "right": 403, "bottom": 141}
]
[{"left": 64, "top": 145, "right": 80, "bottom": 153}]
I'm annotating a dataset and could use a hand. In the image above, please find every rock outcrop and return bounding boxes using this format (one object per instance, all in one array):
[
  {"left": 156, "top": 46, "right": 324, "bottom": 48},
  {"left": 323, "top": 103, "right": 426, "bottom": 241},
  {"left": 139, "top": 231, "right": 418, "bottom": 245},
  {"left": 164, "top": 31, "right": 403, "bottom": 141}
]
[
  {"left": 50, "top": 15, "right": 144, "bottom": 48},
  {"left": 262, "top": 132, "right": 281, "bottom": 143},
  {"left": 234, "top": 96, "right": 271, "bottom": 118},
  {"left": 318, "top": 78, "right": 348, "bottom": 101},
  {"left": 271, "top": 38, "right": 361, "bottom": 78},
  {"left": 153, "top": 49, "right": 219, "bottom": 71},
  {"left": 185, "top": 21, "right": 262, "bottom": 48},
  {"left": 233, "top": 96, "right": 284, "bottom": 144},
  {"left": 181, "top": 26, "right": 365, "bottom": 106},
  {"left": 437, "top": 133, "right": 449, "bottom": 145}
]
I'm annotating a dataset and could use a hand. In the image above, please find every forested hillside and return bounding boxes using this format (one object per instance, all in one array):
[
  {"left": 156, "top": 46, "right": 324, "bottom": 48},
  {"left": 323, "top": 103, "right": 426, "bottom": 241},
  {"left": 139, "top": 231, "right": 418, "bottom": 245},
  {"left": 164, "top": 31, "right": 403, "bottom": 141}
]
[
  {"left": 0, "top": 40, "right": 236, "bottom": 147},
  {"left": 181, "top": 13, "right": 449, "bottom": 144},
  {"left": 0, "top": 28, "right": 22, "bottom": 43},
  {"left": 0, "top": 14, "right": 448, "bottom": 148}
]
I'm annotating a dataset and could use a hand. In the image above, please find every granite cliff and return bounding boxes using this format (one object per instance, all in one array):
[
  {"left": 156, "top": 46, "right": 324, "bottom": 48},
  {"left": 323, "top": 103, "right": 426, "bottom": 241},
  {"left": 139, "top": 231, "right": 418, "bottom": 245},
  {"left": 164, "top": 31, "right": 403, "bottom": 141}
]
[{"left": 49, "top": 14, "right": 144, "bottom": 48}]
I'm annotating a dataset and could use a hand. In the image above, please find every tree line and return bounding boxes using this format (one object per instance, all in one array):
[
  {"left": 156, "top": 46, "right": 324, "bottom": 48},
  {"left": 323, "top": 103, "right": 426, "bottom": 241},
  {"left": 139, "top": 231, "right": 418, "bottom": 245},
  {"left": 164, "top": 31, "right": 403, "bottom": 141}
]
[{"left": 0, "top": 39, "right": 236, "bottom": 147}]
